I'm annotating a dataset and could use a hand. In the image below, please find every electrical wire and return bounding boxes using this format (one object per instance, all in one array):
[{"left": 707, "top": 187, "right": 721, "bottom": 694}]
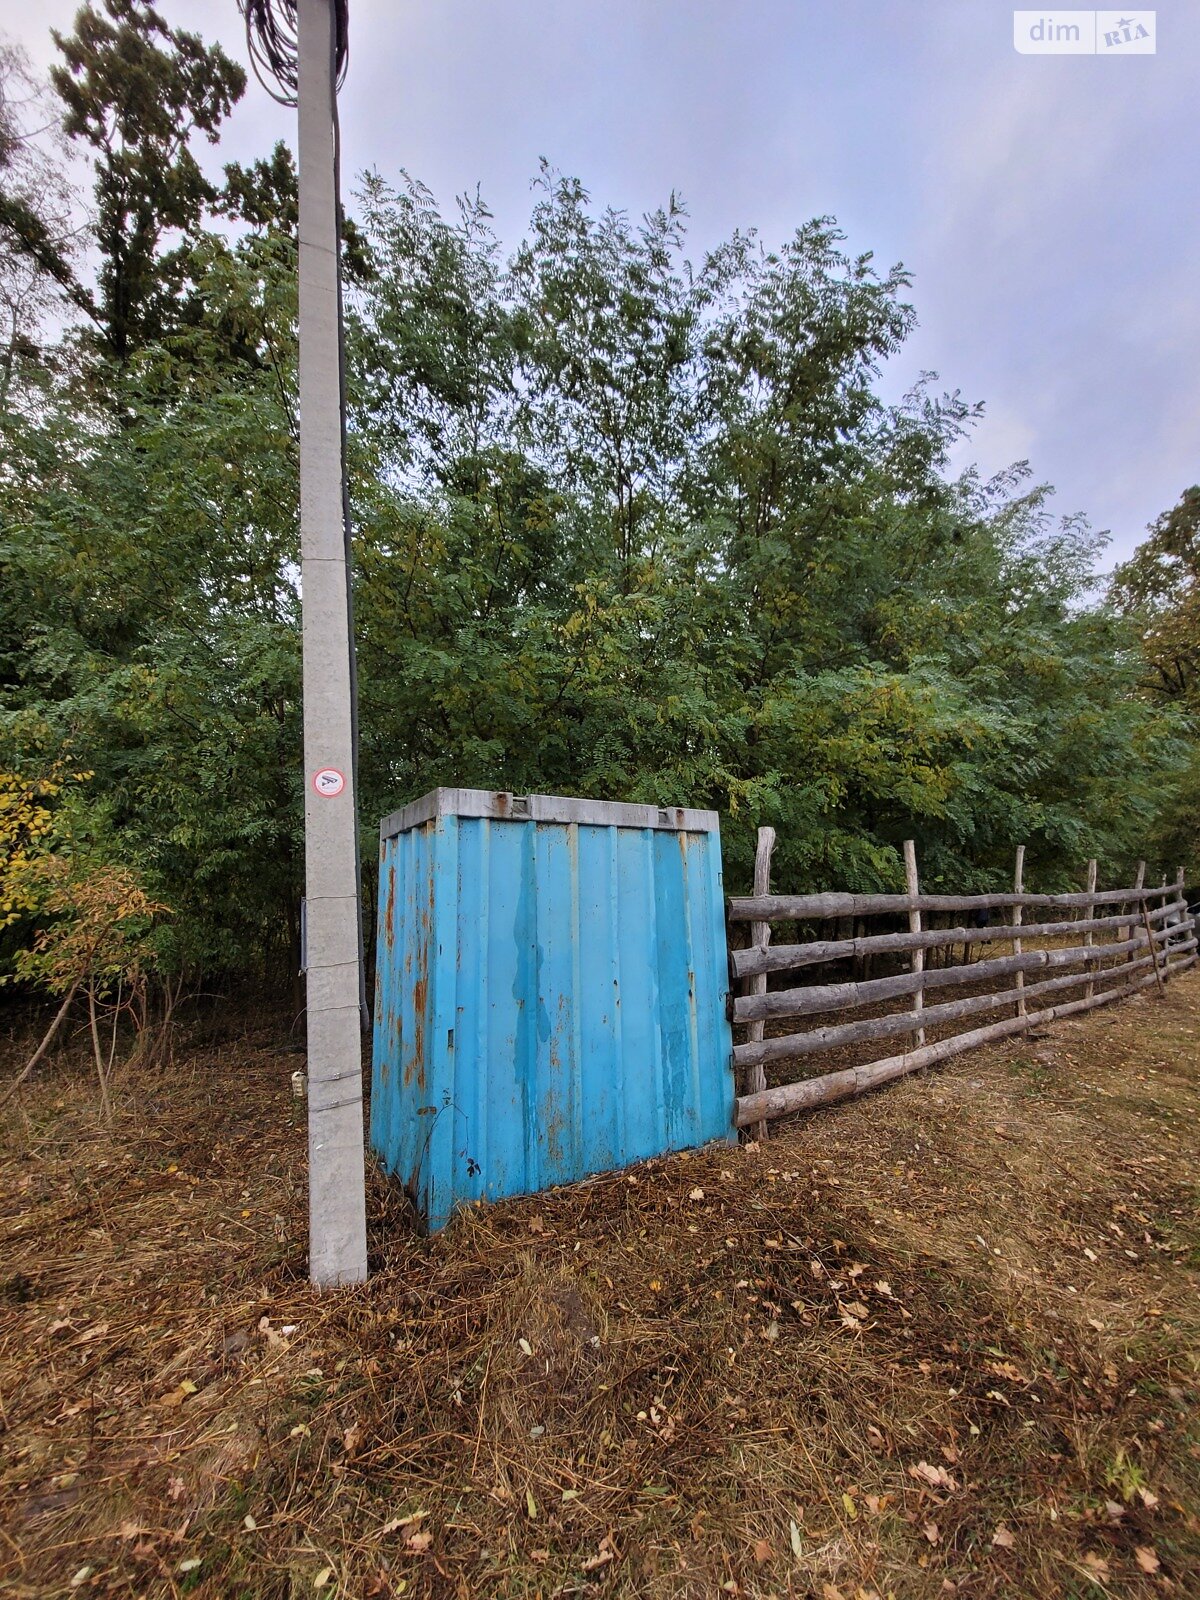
[{"left": 238, "top": 0, "right": 348, "bottom": 106}]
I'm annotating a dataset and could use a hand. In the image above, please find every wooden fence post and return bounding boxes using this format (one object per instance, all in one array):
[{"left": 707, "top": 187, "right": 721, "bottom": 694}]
[
  {"left": 1123, "top": 860, "right": 1145, "bottom": 950},
  {"left": 1084, "top": 858, "right": 1097, "bottom": 1001},
  {"left": 1166, "top": 866, "right": 1187, "bottom": 979},
  {"left": 1013, "top": 845, "right": 1026, "bottom": 1021},
  {"left": 903, "top": 840, "right": 925, "bottom": 1048},
  {"left": 745, "top": 826, "right": 776, "bottom": 1143},
  {"left": 1143, "top": 898, "right": 1167, "bottom": 995}
]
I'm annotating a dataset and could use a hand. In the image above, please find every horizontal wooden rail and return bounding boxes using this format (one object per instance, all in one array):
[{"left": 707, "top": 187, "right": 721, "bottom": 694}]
[
  {"left": 728, "top": 882, "right": 1178, "bottom": 923},
  {"left": 734, "top": 953, "right": 1198, "bottom": 1127},
  {"left": 731, "top": 897, "right": 1187, "bottom": 980},
  {"left": 732, "top": 919, "right": 1189, "bottom": 1025},
  {"left": 733, "top": 939, "right": 1196, "bottom": 1069},
  {"left": 730, "top": 844, "right": 1193, "bottom": 1138}
]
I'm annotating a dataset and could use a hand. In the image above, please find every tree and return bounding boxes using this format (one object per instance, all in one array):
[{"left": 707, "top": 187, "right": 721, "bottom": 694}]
[
  {"left": 1111, "top": 487, "right": 1200, "bottom": 705},
  {"left": 0, "top": 41, "right": 78, "bottom": 404},
  {"left": 1111, "top": 487, "right": 1200, "bottom": 879},
  {"left": 49, "top": 0, "right": 245, "bottom": 362}
]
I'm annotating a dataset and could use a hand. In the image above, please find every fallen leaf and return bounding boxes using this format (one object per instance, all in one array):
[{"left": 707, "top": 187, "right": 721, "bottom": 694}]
[
  {"left": 753, "top": 1538, "right": 772, "bottom": 1565},
  {"left": 909, "top": 1461, "right": 958, "bottom": 1493},
  {"left": 986, "top": 1360, "right": 1025, "bottom": 1384},
  {"left": 1134, "top": 1546, "right": 1160, "bottom": 1574},
  {"left": 517, "top": 1338, "right": 533, "bottom": 1357},
  {"left": 991, "top": 1525, "right": 1016, "bottom": 1549},
  {"left": 526, "top": 1488, "right": 538, "bottom": 1520},
  {"left": 923, "top": 1520, "right": 940, "bottom": 1544},
  {"left": 841, "top": 1300, "right": 870, "bottom": 1320},
  {"left": 179, "top": 1558, "right": 202, "bottom": 1574},
  {"left": 69, "top": 1568, "right": 94, "bottom": 1589},
  {"left": 581, "top": 1536, "right": 617, "bottom": 1573},
  {"left": 789, "top": 1518, "right": 804, "bottom": 1557},
  {"left": 342, "top": 1423, "right": 363, "bottom": 1457},
  {"left": 689, "top": 1187, "right": 705, "bottom": 1201},
  {"left": 313, "top": 1568, "right": 333, "bottom": 1589},
  {"left": 167, "top": 1477, "right": 186, "bottom": 1502},
  {"left": 841, "top": 1492, "right": 858, "bottom": 1521},
  {"left": 243, "top": 1514, "right": 257, "bottom": 1531},
  {"left": 1083, "top": 1551, "right": 1110, "bottom": 1579},
  {"left": 1103, "top": 1500, "right": 1125, "bottom": 1523}
]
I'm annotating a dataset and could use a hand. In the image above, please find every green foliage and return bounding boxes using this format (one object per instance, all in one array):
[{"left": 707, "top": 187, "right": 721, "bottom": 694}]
[
  {"left": 0, "top": 8, "right": 1192, "bottom": 982},
  {"left": 50, "top": 0, "right": 245, "bottom": 361},
  {"left": 1111, "top": 487, "right": 1200, "bottom": 879}
]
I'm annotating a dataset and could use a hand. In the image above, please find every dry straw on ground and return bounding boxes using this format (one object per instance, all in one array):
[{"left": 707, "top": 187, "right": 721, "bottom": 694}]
[{"left": 2, "top": 977, "right": 1199, "bottom": 1598}]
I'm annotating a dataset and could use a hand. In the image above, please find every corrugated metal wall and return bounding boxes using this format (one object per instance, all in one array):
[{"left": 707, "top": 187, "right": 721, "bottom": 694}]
[{"left": 371, "top": 790, "right": 735, "bottom": 1228}]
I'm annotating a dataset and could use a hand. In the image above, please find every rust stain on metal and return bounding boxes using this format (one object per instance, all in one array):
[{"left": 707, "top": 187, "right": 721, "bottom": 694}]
[
  {"left": 383, "top": 862, "right": 396, "bottom": 949},
  {"left": 406, "top": 973, "right": 427, "bottom": 1090},
  {"left": 542, "top": 1092, "right": 567, "bottom": 1167}
]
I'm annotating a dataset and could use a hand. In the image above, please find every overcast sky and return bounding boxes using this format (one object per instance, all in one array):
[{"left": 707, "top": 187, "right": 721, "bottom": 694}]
[{"left": 6, "top": 0, "right": 1197, "bottom": 566}]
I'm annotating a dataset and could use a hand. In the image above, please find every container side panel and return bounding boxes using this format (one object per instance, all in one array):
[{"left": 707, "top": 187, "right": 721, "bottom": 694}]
[
  {"left": 652, "top": 828, "right": 700, "bottom": 1148},
  {"left": 518, "top": 817, "right": 541, "bottom": 1194},
  {"left": 575, "top": 824, "right": 622, "bottom": 1173},
  {"left": 479, "top": 816, "right": 533, "bottom": 1204},
  {"left": 423, "top": 816, "right": 462, "bottom": 1227},
  {"left": 369, "top": 834, "right": 397, "bottom": 1168},
  {"left": 688, "top": 830, "right": 738, "bottom": 1142},
  {"left": 407, "top": 823, "right": 439, "bottom": 1198},
  {"left": 613, "top": 827, "right": 665, "bottom": 1165},
  {"left": 532, "top": 822, "right": 580, "bottom": 1186},
  {"left": 451, "top": 816, "right": 487, "bottom": 1211},
  {"left": 374, "top": 797, "right": 737, "bottom": 1230}
]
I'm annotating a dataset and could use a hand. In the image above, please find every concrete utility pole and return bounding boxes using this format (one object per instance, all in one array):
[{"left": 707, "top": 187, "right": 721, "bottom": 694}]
[{"left": 297, "top": 0, "right": 368, "bottom": 1286}]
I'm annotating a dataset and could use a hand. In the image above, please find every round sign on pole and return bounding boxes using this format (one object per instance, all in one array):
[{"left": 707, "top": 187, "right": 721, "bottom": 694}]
[{"left": 312, "top": 767, "right": 346, "bottom": 798}]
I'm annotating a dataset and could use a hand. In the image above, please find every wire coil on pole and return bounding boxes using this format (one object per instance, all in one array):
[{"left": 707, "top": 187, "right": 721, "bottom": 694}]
[{"left": 239, "top": 0, "right": 349, "bottom": 105}]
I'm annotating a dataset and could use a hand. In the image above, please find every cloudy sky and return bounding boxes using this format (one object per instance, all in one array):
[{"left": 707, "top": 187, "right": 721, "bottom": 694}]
[{"left": 6, "top": 1, "right": 1198, "bottom": 565}]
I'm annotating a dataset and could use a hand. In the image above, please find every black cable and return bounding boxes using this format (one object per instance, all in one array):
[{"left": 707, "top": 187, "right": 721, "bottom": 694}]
[{"left": 239, "top": 0, "right": 348, "bottom": 107}]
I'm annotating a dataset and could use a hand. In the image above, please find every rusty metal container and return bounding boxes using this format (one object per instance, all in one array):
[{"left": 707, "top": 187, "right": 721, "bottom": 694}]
[{"left": 370, "top": 788, "right": 735, "bottom": 1228}]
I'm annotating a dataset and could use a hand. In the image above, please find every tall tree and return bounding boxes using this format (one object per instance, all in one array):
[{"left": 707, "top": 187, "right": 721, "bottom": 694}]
[
  {"left": 1111, "top": 486, "right": 1200, "bottom": 705},
  {"left": 0, "top": 41, "right": 78, "bottom": 403},
  {"left": 50, "top": 0, "right": 245, "bottom": 362}
]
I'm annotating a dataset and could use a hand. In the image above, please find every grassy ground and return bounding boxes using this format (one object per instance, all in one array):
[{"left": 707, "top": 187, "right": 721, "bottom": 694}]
[{"left": 2, "top": 977, "right": 1199, "bottom": 1600}]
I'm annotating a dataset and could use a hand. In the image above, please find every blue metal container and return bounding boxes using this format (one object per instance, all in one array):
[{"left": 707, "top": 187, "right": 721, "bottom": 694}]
[{"left": 371, "top": 789, "right": 735, "bottom": 1228}]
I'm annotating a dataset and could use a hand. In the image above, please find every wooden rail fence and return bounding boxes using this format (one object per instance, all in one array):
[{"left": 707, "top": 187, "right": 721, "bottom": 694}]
[{"left": 727, "top": 838, "right": 1196, "bottom": 1132}]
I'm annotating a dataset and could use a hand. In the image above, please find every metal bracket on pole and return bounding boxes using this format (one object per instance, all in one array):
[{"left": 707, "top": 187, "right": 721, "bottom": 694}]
[{"left": 297, "top": 0, "right": 368, "bottom": 1286}]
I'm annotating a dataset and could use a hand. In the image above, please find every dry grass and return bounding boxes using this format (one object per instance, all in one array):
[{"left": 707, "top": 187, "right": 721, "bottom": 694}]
[{"left": 2, "top": 978, "right": 1199, "bottom": 1599}]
